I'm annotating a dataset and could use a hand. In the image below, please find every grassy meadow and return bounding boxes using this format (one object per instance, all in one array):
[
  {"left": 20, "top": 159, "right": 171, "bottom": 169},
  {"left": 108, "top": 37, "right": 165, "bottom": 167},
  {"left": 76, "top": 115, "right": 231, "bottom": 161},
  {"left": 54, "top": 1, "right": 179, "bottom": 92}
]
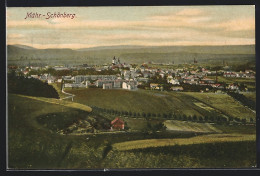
[
  {"left": 66, "top": 88, "right": 255, "bottom": 121},
  {"left": 8, "top": 90, "right": 256, "bottom": 169},
  {"left": 66, "top": 88, "right": 215, "bottom": 117}
]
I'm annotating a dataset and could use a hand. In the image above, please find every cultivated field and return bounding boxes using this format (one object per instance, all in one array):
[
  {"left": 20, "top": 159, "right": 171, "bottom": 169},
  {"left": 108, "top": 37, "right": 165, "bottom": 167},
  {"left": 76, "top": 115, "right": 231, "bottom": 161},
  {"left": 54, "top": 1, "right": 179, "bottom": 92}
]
[
  {"left": 182, "top": 92, "right": 255, "bottom": 121},
  {"left": 164, "top": 120, "right": 221, "bottom": 133}
]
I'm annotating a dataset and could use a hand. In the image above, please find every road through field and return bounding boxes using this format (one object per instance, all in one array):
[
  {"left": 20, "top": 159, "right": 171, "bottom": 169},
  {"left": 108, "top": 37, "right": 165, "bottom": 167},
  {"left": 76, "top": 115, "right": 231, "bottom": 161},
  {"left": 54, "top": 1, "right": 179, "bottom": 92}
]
[
  {"left": 61, "top": 87, "right": 75, "bottom": 101},
  {"left": 16, "top": 94, "right": 92, "bottom": 112}
]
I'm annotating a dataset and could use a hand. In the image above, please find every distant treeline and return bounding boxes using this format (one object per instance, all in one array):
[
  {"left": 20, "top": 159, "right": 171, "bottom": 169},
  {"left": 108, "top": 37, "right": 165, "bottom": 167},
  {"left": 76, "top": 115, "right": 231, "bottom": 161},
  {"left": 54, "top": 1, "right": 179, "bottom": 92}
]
[
  {"left": 28, "top": 68, "right": 120, "bottom": 77},
  {"left": 8, "top": 72, "right": 59, "bottom": 99},
  {"left": 91, "top": 106, "right": 253, "bottom": 124},
  {"left": 227, "top": 92, "right": 256, "bottom": 111}
]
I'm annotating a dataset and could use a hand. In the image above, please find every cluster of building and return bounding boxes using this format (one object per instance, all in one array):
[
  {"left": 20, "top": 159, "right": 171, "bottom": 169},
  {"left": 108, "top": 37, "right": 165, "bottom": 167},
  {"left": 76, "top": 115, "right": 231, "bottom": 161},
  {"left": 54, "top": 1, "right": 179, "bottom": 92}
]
[
  {"left": 223, "top": 70, "right": 255, "bottom": 78},
  {"left": 29, "top": 73, "right": 57, "bottom": 84},
  {"left": 64, "top": 74, "right": 138, "bottom": 90},
  {"left": 9, "top": 56, "right": 256, "bottom": 92}
]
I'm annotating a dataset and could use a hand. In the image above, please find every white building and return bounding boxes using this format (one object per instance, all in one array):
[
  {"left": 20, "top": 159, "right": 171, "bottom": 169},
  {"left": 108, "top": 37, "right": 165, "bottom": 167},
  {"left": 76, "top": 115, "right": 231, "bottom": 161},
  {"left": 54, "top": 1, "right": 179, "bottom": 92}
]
[
  {"left": 85, "top": 81, "right": 90, "bottom": 88},
  {"left": 122, "top": 81, "right": 137, "bottom": 90},
  {"left": 103, "top": 83, "right": 113, "bottom": 89},
  {"left": 168, "top": 79, "right": 180, "bottom": 85},
  {"left": 57, "top": 79, "right": 62, "bottom": 83}
]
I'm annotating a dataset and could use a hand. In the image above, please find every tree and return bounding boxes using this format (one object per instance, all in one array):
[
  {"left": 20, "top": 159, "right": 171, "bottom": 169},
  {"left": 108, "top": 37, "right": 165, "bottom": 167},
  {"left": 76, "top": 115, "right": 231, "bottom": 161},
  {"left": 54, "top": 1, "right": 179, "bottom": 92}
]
[
  {"left": 241, "top": 118, "right": 246, "bottom": 124},
  {"left": 193, "top": 115, "right": 197, "bottom": 122},
  {"left": 183, "top": 115, "right": 187, "bottom": 121}
]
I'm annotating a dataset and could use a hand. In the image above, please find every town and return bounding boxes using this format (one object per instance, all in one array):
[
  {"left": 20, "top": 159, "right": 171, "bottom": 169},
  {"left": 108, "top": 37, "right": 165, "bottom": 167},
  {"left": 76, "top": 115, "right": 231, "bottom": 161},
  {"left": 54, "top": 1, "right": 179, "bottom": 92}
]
[
  {"left": 8, "top": 56, "right": 256, "bottom": 93},
  {"left": 7, "top": 5, "right": 257, "bottom": 169}
]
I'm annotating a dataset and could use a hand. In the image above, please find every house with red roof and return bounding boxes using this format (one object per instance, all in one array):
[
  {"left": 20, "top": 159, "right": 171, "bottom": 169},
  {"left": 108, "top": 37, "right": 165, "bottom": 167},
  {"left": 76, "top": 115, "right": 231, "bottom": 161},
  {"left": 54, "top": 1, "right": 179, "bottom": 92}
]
[{"left": 111, "top": 117, "right": 124, "bottom": 130}]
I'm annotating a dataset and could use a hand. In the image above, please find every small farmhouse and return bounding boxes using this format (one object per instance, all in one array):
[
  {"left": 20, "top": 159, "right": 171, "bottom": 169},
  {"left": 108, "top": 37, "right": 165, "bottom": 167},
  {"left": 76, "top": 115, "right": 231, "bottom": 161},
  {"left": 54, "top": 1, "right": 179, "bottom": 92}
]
[{"left": 111, "top": 117, "right": 124, "bottom": 130}]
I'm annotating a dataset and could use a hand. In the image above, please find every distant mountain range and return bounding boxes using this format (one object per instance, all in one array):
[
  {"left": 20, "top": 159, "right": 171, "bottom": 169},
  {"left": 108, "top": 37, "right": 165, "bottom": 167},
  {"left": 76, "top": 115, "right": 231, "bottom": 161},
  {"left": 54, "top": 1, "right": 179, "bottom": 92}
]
[{"left": 7, "top": 44, "right": 255, "bottom": 66}]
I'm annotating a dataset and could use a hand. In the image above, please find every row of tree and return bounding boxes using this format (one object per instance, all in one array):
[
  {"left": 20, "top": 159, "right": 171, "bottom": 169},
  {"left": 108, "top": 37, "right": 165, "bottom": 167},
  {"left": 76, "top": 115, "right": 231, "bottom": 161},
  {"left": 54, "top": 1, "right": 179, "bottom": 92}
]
[
  {"left": 227, "top": 92, "right": 256, "bottom": 111},
  {"left": 28, "top": 68, "right": 120, "bottom": 77},
  {"left": 91, "top": 106, "right": 252, "bottom": 124}
]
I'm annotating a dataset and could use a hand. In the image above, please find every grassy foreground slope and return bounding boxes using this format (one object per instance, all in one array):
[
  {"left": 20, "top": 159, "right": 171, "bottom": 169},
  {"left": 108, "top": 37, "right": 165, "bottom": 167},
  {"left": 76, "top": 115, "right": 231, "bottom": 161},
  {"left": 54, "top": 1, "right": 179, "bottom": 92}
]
[
  {"left": 8, "top": 93, "right": 256, "bottom": 168},
  {"left": 104, "top": 141, "right": 256, "bottom": 168},
  {"left": 8, "top": 94, "right": 195, "bottom": 169}
]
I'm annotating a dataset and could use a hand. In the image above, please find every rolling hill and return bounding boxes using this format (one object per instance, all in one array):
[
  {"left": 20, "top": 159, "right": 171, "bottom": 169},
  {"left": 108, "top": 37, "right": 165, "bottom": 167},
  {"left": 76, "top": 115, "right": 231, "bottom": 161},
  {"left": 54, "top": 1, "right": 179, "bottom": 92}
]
[{"left": 7, "top": 44, "right": 255, "bottom": 65}]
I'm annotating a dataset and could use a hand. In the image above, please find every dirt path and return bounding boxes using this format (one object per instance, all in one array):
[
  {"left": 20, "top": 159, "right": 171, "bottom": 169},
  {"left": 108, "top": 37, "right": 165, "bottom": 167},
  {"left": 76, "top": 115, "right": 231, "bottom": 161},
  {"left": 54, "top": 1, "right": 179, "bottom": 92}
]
[{"left": 61, "top": 87, "right": 75, "bottom": 101}]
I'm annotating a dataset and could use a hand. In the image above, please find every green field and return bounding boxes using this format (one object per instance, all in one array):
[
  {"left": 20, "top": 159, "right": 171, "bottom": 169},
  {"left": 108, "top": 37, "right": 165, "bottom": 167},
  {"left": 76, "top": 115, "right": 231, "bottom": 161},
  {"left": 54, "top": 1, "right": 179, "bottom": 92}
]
[
  {"left": 66, "top": 88, "right": 255, "bottom": 121},
  {"left": 66, "top": 88, "right": 216, "bottom": 117},
  {"left": 182, "top": 92, "right": 255, "bottom": 121},
  {"left": 8, "top": 93, "right": 256, "bottom": 168}
]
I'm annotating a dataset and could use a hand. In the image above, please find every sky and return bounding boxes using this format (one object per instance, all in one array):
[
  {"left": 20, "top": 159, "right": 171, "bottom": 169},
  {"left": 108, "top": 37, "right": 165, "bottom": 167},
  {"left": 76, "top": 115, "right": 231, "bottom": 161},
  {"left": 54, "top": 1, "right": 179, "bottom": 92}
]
[{"left": 6, "top": 6, "right": 255, "bottom": 49}]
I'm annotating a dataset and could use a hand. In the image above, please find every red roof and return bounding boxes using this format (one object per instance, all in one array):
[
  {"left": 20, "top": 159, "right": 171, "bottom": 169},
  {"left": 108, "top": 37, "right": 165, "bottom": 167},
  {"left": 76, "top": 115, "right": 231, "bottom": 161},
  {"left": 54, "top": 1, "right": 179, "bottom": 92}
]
[{"left": 111, "top": 117, "right": 124, "bottom": 125}]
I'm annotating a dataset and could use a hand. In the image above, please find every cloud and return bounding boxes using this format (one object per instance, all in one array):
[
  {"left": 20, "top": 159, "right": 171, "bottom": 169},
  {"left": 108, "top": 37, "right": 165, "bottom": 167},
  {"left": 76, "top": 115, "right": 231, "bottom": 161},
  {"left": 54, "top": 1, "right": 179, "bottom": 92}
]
[
  {"left": 211, "top": 18, "right": 255, "bottom": 32},
  {"left": 7, "top": 33, "right": 24, "bottom": 39},
  {"left": 176, "top": 9, "right": 204, "bottom": 16},
  {"left": 6, "top": 7, "right": 255, "bottom": 48}
]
